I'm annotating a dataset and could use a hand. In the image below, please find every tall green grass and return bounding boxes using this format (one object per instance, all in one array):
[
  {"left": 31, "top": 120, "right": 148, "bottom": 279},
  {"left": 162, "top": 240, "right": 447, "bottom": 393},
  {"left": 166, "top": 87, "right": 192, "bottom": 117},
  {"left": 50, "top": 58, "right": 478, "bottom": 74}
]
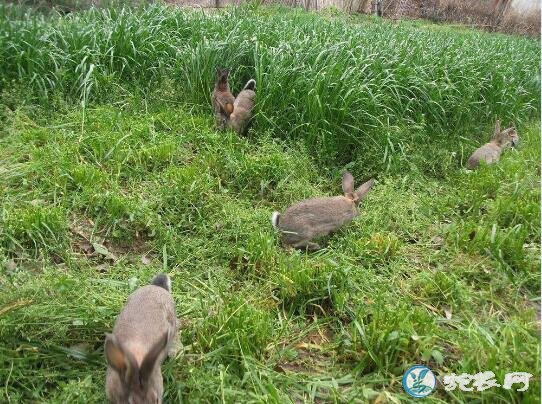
[{"left": 1, "top": 4, "right": 539, "bottom": 172}]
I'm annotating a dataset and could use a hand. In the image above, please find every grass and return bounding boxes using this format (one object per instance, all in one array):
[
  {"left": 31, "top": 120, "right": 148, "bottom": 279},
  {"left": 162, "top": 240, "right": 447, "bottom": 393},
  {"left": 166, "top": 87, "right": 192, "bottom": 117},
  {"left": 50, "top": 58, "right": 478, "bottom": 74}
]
[
  {"left": 1, "top": 3, "right": 539, "bottom": 171},
  {"left": 0, "top": 3, "right": 540, "bottom": 403}
]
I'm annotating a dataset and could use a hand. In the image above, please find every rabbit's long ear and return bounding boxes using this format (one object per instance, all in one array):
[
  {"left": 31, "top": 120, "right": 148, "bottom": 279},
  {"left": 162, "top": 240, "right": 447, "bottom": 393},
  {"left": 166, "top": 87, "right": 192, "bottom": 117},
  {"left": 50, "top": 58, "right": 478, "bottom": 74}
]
[
  {"left": 105, "top": 334, "right": 138, "bottom": 384},
  {"left": 342, "top": 172, "right": 355, "bottom": 196},
  {"left": 139, "top": 331, "right": 169, "bottom": 386},
  {"left": 493, "top": 120, "right": 501, "bottom": 138},
  {"left": 353, "top": 179, "right": 375, "bottom": 205}
]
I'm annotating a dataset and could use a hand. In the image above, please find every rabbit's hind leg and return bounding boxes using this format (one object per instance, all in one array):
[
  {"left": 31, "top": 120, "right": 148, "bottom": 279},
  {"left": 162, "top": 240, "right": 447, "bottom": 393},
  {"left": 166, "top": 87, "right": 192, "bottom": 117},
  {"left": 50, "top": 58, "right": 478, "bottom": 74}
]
[
  {"left": 167, "top": 339, "right": 178, "bottom": 358},
  {"left": 167, "top": 323, "right": 180, "bottom": 358},
  {"left": 215, "top": 113, "right": 227, "bottom": 130},
  {"left": 293, "top": 240, "right": 321, "bottom": 251}
]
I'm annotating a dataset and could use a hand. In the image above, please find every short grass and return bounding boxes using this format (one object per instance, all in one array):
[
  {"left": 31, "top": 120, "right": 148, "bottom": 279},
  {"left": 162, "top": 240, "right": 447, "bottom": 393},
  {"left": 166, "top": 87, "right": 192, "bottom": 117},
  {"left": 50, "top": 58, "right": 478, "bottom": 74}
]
[{"left": 0, "top": 3, "right": 540, "bottom": 403}]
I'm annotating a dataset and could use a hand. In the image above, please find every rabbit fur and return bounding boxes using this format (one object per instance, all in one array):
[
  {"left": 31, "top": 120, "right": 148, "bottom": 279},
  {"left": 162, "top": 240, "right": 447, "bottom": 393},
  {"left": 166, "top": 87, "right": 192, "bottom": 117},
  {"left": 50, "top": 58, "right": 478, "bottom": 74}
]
[
  {"left": 271, "top": 172, "right": 375, "bottom": 251},
  {"left": 211, "top": 68, "right": 235, "bottom": 130},
  {"left": 228, "top": 79, "right": 256, "bottom": 135},
  {"left": 105, "top": 273, "right": 177, "bottom": 404},
  {"left": 467, "top": 120, "right": 519, "bottom": 169}
]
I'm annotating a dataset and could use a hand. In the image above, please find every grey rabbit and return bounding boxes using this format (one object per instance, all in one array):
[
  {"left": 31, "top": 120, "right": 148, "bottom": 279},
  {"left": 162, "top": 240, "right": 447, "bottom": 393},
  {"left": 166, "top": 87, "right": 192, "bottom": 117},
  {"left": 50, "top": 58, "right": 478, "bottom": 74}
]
[
  {"left": 271, "top": 172, "right": 375, "bottom": 251},
  {"left": 105, "top": 273, "right": 177, "bottom": 404},
  {"left": 467, "top": 120, "right": 519, "bottom": 169},
  {"left": 211, "top": 68, "right": 235, "bottom": 130},
  {"left": 228, "top": 79, "right": 256, "bottom": 135}
]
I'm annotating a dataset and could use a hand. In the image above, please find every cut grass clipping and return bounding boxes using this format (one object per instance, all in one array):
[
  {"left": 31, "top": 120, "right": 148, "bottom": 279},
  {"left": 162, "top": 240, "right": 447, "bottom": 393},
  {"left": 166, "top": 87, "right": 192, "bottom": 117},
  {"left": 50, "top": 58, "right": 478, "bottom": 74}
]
[{"left": 0, "top": 3, "right": 540, "bottom": 403}]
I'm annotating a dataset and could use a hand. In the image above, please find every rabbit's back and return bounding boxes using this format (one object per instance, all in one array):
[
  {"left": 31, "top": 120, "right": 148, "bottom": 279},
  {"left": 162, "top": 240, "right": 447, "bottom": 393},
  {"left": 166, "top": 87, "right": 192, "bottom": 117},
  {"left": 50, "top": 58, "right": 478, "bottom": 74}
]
[
  {"left": 467, "top": 142, "right": 501, "bottom": 169},
  {"left": 229, "top": 89, "right": 255, "bottom": 133},
  {"left": 279, "top": 196, "right": 356, "bottom": 243},
  {"left": 233, "top": 89, "right": 255, "bottom": 113},
  {"left": 113, "top": 285, "right": 176, "bottom": 360}
]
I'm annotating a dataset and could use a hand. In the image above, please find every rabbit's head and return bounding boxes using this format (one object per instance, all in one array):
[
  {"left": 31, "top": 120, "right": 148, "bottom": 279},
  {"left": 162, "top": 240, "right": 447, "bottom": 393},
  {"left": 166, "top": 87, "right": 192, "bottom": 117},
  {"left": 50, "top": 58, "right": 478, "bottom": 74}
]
[
  {"left": 215, "top": 67, "right": 230, "bottom": 85},
  {"left": 105, "top": 332, "right": 168, "bottom": 404},
  {"left": 341, "top": 172, "right": 375, "bottom": 206},
  {"left": 492, "top": 120, "right": 519, "bottom": 148}
]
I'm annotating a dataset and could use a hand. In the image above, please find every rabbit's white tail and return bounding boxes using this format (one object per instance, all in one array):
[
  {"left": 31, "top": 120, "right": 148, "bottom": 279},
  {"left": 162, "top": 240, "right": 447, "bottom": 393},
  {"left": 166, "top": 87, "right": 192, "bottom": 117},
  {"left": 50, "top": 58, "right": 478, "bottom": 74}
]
[
  {"left": 151, "top": 273, "right": 171, "bottom": 292},
  {"left": 243, "top": 79, "right": 256, "bottom": 91},
  {"left": 271, "top": 211, "right": 280, "bottom": 230}
]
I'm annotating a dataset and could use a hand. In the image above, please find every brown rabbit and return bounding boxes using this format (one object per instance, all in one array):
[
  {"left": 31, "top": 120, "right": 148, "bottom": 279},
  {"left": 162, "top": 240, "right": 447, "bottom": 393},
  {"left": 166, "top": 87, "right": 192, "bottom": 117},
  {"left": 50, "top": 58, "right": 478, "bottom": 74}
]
[
  {"left": 105, "top": 274, "right": 177, "bottom": 404},
  {"left": 467, "top": 120, "right": 519, "bottom": 169},
  {"left": 211, "top": 68, "right": 235, "bottom": 130},
  {"left": 271, "top": 172, "right": 375, "bottom": 251},
  {"left": 228, "top": 79, "right": 256, "bottom": 135}
]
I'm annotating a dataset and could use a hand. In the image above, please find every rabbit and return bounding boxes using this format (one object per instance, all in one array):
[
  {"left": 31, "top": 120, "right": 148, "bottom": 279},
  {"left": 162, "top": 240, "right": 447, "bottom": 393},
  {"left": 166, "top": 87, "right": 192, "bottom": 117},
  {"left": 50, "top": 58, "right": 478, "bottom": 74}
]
[
  {"left": 467, "top": 120, "right": 519, "bottom": 169},
  {"left": 228, "top": 79, "right": 256, "bottom": 135},
  {"left": 211, "top": 68, "right": 235, "bottom": 130},
  {"left": 105, "top": 273, "right": 177, "bottom": 404},
  {"left": 271, "top": 172, "right": 375, "bottom": 251}
]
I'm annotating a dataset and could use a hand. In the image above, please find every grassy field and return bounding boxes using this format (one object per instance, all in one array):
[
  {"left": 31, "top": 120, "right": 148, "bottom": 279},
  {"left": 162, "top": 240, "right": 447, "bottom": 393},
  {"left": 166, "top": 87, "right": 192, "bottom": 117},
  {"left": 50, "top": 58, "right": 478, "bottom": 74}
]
[{"left": 0, "top": 3, "right": 540, "bottom": 403}]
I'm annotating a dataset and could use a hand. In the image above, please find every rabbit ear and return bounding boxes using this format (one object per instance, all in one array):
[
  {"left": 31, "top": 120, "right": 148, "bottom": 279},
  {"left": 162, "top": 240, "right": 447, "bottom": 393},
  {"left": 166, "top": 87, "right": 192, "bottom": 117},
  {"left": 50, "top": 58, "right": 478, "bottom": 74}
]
[
  {"left": 342, "top": 172, "right": 355, "bottom": 196},
  {"left": 105, "top": 334, "right": 138, "bottom": 384},
  {"left": 353, "top": 179, "right": 375, "bottom": 204},
  {"left": 493, "top": 120, "right": 501, "bottom": 138},
  {"left": 139, "top": 331, "right": 169, "bottom": 386},
  {"left": 105, "top": 334, "right": 127, "bottom": 373}
]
